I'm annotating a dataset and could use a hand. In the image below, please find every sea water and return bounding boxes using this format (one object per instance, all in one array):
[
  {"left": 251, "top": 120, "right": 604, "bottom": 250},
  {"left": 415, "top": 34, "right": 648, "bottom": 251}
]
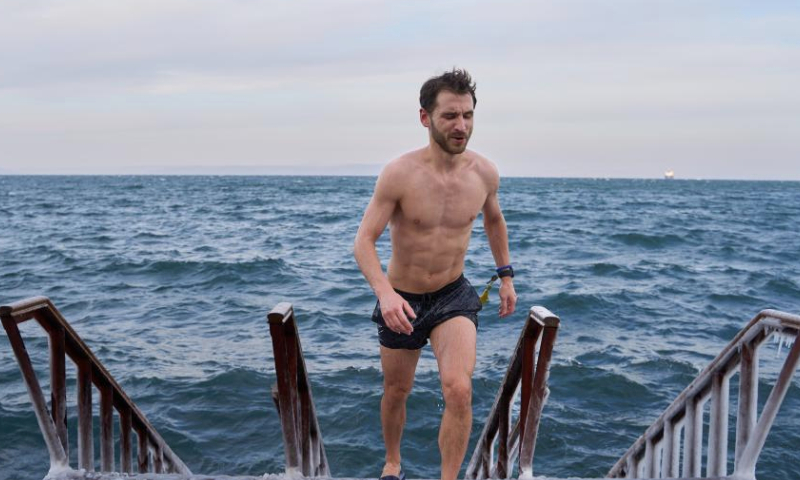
[{"left": 1, "top": 176, "right": 798, "bottom": 479}]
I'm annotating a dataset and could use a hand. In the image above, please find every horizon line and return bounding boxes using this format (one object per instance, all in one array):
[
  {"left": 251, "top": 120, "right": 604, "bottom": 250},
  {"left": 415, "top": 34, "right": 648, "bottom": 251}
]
[{"left": 1, "top": 172, "right": 798, "bottom": 182}]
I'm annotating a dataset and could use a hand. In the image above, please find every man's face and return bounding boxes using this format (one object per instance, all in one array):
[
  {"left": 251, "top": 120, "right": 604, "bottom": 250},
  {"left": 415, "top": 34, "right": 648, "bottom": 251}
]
[{"left": 425, "top": 91, "right": 474, "bottom": 155}]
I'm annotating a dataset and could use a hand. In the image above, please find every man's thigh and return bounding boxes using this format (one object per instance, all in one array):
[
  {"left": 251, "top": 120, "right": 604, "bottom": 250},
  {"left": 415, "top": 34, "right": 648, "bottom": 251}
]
[
  {"left": 380, "top": 345, "right": 422, "bottom": 389},
  {"left": 429, "top": 316, "right": 477, "bottom": 383}
]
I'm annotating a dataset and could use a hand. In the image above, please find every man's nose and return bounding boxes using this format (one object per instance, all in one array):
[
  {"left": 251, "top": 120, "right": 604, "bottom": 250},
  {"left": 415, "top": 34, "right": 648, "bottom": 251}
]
[{"left": 454, "top": 116, "right": 467, "bottom": 131}]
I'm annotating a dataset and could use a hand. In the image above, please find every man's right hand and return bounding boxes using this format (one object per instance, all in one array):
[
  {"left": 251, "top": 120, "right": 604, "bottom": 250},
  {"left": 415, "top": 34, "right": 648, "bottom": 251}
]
[{"left": 379, "top": 291, "right": 416, "bottom": 335}]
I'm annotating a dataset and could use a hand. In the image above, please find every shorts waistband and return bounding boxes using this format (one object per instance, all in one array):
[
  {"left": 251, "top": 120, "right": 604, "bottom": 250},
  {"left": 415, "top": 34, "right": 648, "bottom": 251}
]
[{"left": 393, "top": 274, "right": 467, "bottom": 301}]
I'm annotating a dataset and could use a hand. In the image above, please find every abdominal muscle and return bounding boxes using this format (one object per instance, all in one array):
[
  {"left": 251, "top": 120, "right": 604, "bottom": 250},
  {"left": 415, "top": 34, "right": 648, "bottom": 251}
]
[{"left": 386, "top": 222, "right": 472, "bottom": 293}]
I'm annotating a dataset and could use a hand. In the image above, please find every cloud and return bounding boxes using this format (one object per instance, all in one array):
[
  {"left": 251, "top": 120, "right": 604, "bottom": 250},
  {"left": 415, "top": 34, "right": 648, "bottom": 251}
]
[{"left": 1, "top": 1, "right": 799, "bottom": 178}]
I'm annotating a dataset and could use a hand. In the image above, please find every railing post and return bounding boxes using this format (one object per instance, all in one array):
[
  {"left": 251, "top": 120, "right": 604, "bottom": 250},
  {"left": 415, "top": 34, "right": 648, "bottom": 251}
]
[
  {"left": 267, "top": 302, "right": 330, "bottom": 477},
  {"left": 0, "top": 311, "right": 69, "bottom": 469},
  {"left": 518, "top": 313, "right": 558, "bottom": 478},
  {"left": 466, "top": 307, "right": 559, "bottom": 480},
  {"left": 268, "top": 303, "right": 303, "bottom": 474},
  {"left": 735, "top": 333, "right": 800, "bottom": 477}
]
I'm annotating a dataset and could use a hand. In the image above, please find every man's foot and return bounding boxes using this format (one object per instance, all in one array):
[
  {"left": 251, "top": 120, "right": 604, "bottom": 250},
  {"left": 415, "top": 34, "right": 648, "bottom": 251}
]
[{"left": 379, "top": 463, "right": 405, "bottom": 480}]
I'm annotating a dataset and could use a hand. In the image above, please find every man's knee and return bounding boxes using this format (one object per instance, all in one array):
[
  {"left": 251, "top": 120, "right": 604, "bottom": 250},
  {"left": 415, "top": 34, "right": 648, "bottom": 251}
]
[
  {"left": 384, "top": 379, "right": 414, "bottom": 403},
  {"left": 442, "top": 378, "right": 472, "bottom": 412}
]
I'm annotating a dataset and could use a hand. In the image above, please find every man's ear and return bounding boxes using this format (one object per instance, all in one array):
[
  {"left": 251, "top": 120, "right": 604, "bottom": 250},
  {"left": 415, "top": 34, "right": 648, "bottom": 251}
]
[{"left": 419, "top": 108, "right": 430, "bottom": 128}]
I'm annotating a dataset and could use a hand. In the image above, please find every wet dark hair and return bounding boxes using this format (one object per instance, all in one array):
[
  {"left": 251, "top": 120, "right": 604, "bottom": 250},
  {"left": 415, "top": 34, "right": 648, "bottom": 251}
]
[{"left": 419, "top": 68, "right": 477, "bottom": 113}]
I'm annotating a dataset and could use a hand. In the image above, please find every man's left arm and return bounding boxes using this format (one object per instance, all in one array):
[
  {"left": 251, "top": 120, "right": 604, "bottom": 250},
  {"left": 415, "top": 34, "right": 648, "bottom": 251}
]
[{"left": 482, "top": 178, "right": 517, "bottom": 318}]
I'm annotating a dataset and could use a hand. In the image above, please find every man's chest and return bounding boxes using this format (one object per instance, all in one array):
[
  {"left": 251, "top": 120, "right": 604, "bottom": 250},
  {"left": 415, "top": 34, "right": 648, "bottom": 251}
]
[{"left": 397, "top": 175, "right": 487, "bottom": 230}]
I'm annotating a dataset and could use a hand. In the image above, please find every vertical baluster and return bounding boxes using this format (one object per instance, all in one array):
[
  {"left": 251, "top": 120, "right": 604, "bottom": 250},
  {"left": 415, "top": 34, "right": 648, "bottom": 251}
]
[
  {"left": 645, "top": 436, "right": 658, "bottom": 478},
  {"left": 77, "top": 358, "right": 94, "bottom": 471},
  {"left": 99, "top": 382, "right": 114, "bottom": 471},
  {"left": 661, "top": 420, "right": 676, "bottom": 478},
  {"left": 120, "top": 406, "right": 132, "bottom": 473},
  {"left": 683, "top": 399, "right": 699, "bottom": 477},
  {"left": 137, "top": 426, "right": 149, "bottom": 472},
  {"left": 735, "top": 342, "right": 758, "bottom": 469},
  {"left": 495, "top": 399, "right": 510, "bottom": 478},
  {"left": 310, "top": 431, "right": 320, "bottom": 476},
  {"left": 693, "top": 397, "right": 705, "bottom": 478},
  {"left": 49, "top": 326, "right": 69, "bottom": 458},
  {"left": 708, "top": 372, "right": 730, "bottom": 476},
  {"left": 299, "top": 353, "right": 312, "bottom": 477},
  {"left": 154, "top": 444, "right": 164, "bottom": 473},
  {"left": 625, "top": 454, "right": 637, "bottom": 479}
]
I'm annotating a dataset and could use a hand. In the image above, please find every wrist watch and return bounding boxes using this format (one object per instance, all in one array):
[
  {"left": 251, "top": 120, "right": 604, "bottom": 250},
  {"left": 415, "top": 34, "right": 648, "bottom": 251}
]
[{"left": 496, "top": 264, "right": 514, "bottom": 278}]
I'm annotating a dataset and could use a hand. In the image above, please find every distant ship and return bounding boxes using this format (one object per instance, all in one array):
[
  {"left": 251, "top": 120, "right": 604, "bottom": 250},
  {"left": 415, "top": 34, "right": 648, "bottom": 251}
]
[{"left": 664, "top": 169, "right": 675, "bottom": 179}]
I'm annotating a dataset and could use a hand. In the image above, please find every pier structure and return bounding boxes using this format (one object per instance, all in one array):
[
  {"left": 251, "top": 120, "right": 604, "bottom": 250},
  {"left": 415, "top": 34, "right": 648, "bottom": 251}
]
[{"left": 2, "top": 297, "right": 799, "bottom": 480}]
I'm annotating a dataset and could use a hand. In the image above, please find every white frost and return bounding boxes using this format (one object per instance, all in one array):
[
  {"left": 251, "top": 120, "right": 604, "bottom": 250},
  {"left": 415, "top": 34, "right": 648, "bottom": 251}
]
[
  {"left": 519, "top": 467, "right": 534, "bottom": 479},
  {"left": 44, "top": 464, "right": 78, "bottom": 480}
]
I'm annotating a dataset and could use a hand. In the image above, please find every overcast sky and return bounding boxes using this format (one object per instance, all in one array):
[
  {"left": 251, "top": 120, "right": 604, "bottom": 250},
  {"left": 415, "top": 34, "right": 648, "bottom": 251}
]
[{"left": 1, "top": 1, "right": 798, "bottom": 179}]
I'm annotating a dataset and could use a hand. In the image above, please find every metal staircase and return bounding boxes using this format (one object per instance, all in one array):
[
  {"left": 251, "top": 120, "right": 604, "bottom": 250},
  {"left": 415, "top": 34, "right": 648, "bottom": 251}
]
[
  {"left": 0, "top": 296, "right": 191, "bottom": 475},
  {"left": 3, "top": 296, "right": 798, "bottom": 480},
  {"left": 607, "top": 309, "right": 800, "bottom": 479}
]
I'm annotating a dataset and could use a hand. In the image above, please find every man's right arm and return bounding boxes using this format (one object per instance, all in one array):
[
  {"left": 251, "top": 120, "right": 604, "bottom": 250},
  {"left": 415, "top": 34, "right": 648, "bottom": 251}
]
[{"left": 353, "top": 164, "right": 416, "bottom": 334}]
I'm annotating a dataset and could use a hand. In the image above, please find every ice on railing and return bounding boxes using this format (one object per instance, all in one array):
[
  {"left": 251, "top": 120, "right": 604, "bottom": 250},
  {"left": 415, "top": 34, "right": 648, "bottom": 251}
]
[
  {"left": 519, "top": 466, "right": 534, "bottom": 479},
  {"left": 772, "top": 329, "right": 797, "bottom": 357},
  {"left": 45, "top": 461, "right": 72, "bottom": 479}
]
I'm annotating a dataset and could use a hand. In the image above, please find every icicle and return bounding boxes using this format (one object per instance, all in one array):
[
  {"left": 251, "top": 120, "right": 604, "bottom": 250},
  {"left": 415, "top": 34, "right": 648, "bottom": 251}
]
[{"left": 773, "top": 330, "right": 797, "bottom": 358}]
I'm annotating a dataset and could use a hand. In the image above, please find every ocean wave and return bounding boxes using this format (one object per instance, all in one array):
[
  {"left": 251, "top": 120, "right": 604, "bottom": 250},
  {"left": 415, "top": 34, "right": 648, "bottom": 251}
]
[
  {"left": 3, "top": 177, "right": 800, "bottom": 480},
  {"left": 610, "top": 232, "right": 687, "bottom": 248}
]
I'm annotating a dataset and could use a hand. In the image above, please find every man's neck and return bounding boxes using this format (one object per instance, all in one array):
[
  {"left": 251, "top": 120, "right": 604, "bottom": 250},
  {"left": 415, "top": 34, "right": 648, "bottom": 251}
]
[{"left": 425, "top": 144, "right": 463, "bottom": 173}]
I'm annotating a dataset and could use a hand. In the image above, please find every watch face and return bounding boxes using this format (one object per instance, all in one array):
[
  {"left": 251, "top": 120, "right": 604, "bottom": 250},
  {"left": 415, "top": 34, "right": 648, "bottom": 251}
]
[{"left": 498, "top": 267, "right": 514, "bottom": 278}]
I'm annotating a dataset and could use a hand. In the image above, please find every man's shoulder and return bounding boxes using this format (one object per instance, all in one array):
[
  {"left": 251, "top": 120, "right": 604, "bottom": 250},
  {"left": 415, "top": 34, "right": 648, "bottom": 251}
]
[
  {"left": 374, "top": 150, "right": 424, "bottom": 199},
  {"left": 465, "top": 150, "right": 500, "bottom": 184},
  {"left": 379, "top": 149, "right": 425, "bottom": 178}
]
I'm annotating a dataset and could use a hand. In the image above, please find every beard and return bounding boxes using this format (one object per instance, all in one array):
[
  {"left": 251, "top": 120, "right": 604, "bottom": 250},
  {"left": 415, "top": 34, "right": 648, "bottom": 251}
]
[{"left": 430, "top": 119, "right": 471, "bottom": 155}]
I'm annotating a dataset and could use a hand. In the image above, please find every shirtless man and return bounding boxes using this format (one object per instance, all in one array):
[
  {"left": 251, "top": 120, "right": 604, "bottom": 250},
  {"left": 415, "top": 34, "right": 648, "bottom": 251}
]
[{"left": 354, "top": 69, "right": 517, "bottom": 480}]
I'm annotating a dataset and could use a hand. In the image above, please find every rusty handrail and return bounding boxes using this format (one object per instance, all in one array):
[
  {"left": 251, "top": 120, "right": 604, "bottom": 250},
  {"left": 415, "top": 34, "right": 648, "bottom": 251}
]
[
  {"left": 0, "top": 296, "right": 191, "bottom": 475},
  {"left": 267, "top": 302, "right": 329, "bottom": 477},
  {"left": 466, "top": 306, "right": 560, "bottom": 480},
  {"left": 607, "top": 309, "right": 800, "bottom": 479}
]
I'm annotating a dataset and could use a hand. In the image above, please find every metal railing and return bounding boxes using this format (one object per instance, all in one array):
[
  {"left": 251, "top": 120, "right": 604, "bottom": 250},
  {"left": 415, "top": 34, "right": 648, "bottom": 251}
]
[
  {"left": 607, "top": 309, "right": 800, "bottom": 479},
  {"left": 267, "top": 302, "right": 329, "bottom": 477},
  {"left": 0, "top": 296, "right": 191, "bottom": 475},
  {"left": 466, "top": 306, "right": 561, "bottom": 480}
]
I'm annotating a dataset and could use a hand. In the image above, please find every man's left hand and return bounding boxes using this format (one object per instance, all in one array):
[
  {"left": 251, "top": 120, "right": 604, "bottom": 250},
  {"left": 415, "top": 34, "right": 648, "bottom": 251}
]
[{"left": 498, "top": 279, "right": 517, "bottom": 318}]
